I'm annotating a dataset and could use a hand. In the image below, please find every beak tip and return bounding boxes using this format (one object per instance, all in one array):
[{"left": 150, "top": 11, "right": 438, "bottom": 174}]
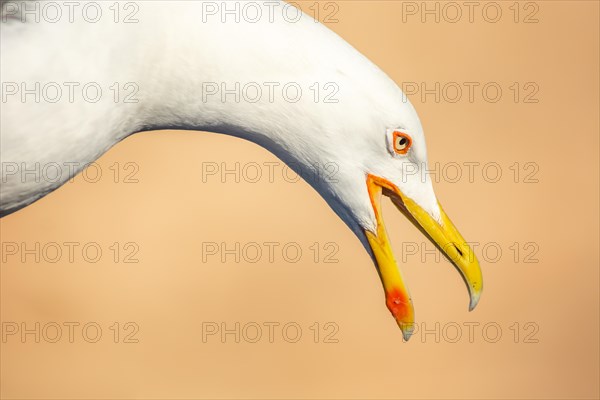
[
  {"left": 469, "top": 290, "right": 482, "bottom": 311},
  {"left": 401, "top": 325, "right": 415, "bottom": 341}
]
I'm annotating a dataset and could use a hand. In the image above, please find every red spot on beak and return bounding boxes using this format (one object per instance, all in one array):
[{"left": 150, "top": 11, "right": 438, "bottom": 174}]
[{"left": 385, "top": 288, "right": 410, "bottom": 319}]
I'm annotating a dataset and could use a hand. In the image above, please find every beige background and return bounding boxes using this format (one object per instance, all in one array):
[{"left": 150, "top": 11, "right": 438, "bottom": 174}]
[{"left": 1, "top": 1, "right": 599, "bottom": 399}]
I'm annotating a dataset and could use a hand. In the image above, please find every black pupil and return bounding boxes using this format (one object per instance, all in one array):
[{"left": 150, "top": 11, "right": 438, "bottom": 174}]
[{"left": 399, "top": 138, "right": 407, "bottom": 146}]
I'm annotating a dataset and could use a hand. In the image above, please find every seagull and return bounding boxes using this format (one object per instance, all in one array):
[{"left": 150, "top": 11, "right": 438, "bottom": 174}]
[{"left": 0, "top": 0, "right": 482, "bottom": 340}]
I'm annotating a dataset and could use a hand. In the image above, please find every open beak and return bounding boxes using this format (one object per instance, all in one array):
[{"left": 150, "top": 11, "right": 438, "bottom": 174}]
[{"left": 364, "top": 174, "right": 483, "bottom": 340}]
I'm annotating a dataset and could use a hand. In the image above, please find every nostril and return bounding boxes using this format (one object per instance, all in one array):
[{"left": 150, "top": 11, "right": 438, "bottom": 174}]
[{"left": 453, "top": 243, "right": 464, "bottom": 257}]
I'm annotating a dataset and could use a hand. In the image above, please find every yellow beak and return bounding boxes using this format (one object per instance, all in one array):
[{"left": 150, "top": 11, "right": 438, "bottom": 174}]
[{"left": 364, "top": 174, "right": 483, "bottom": 340}]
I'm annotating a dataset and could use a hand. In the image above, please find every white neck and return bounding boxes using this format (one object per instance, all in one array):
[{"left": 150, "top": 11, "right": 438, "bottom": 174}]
[{"left": 1, "top": 0, "right": 406, "bottom": 224}]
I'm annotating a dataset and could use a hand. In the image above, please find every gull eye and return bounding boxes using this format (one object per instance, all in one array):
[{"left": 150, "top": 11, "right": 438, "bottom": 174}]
[{"left": 393, "top": 131, "right": 412, "bottom": 155}]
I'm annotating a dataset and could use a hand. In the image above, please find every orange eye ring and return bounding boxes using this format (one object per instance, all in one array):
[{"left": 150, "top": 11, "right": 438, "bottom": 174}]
[{"left": 392, "top": 131, "right": 412, "bottom": 155}]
